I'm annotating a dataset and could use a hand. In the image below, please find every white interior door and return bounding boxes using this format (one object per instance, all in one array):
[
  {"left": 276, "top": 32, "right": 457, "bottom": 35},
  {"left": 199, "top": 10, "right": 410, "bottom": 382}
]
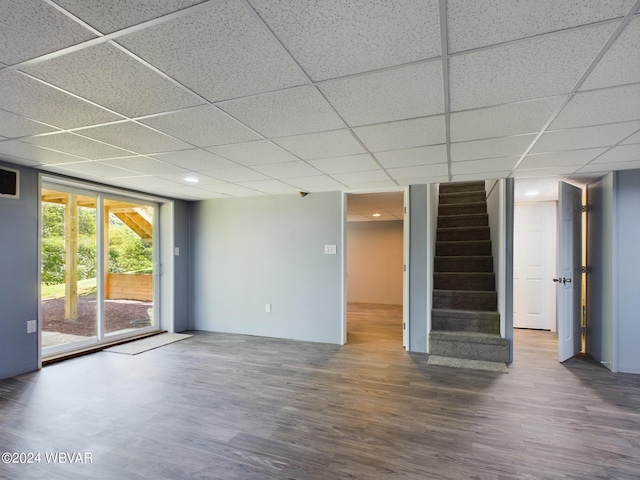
[
  {"left": 557, "top": 182, "right": 583, "bottom": 362},
  {"left": 513, "top": 203, "right": 557, "bottom": 330}
]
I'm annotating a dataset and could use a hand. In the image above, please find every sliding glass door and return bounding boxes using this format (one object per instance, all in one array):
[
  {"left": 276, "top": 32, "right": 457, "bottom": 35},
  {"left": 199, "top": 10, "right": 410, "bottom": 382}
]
[{"left": 41, "top": 183, "right": 159, "bottom": 356}]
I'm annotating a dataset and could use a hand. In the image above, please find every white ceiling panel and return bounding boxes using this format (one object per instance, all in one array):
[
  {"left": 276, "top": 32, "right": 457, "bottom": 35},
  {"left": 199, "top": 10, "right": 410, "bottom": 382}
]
[
  {"left": 206, "top": 140, "right": 299, "bottom": 166},
  {"left": 52, "top": 0, "right": 209, "bottom": 34},
  {"left": 518, "top": 148, "right": 608, "bottom": 169},
  {"left": 532, "top": 122, "right": 640, "bottom": 153},
  {"left": 117, "top": 1, "right": 306, "bottom": 102},
  {"left": 0, "top": 0, "right": 96, "bottom": 65},
  {"left": 23, "top": 43, "right": 204, "bottom": 118},
  {"left": 343, "top": 179, "right": 398, "bottom": 190},
  {"left": 284, "top": 175, "right": 343, "bottom": 189},
  {"left": 592, "top": 144, "right": 640, "bottom": 163},
  {"left": 450, "top": 98, "right": 563, "bottom": 142},
  {"left": 512, "top": 166, "right": 580, "bottom": 178},
  {"left": 622, "top": 130, "right": 640, "bottom": 145},
  {"left": 397, "top": 175, "right": 449, "bottom": 186},
  {"left": 140, "top": 105, "right": 260, "bottom": 147},
  {"left": 0, "top": 153, "right": 40, "bottom": 167},
  {"left": 202, "top": 166, "right": 270, "bottom": 183},
  {"left": 22, "top": 132, "right": 133, "bottom": 160},
  {"left": 551, "top": 84, "right": 640, "bottom": 129},
  {"left": 248, "top": 0, "right": 441, "bottom": 81},
  {"left": 449, "top": 22, "right": 616, "bottom": 111},
  {"left": 581, "top": 17, "right": 640, "bottom": 91},
  {"left": 451, "top": 134, "right": 536, "bottom": 162},
  {"left": 111, "top": 175, "right": 185, "bottom": 190},
  {"left": 52, "top": 160, "right": 139, "bottom": 178},
  {"left": 332, "top": 169, "right": 391, "bottom": 186},
  {"left": 447, "top": 0, "right": 631, "bottom": 53},
  {"left": 273, "top": 130, "right": 364, "bottom": 160},
  {"left": 0, "top": 71, "right": 122, "bottom": 129},
  {"left": 579, "top": 159, "right": 640, "bottom": 172},
  {"left": 237, "top": 180, "right": 299, "bottom": 195},
  {"left": 319, "top": 61, "right": 444, "bottom": 126},
  {"left": 151, "top": 149, "right": 238, "bottom": 171},
  {"left": 451, "top": 171, "right": 511, "bottom": 183},
  {"left": 80, "top": 122, "right": 192, "bottom": 154},
  {"left": 375, "top": 145, "right": 447, "bottom": 168},
  {"left": 0, "top": 109, "right": 60, "bottom": 138},
  {"left": 101, "top": 156, "right": 188, "bottom": 174},
  {"left": 0, "top": 140, "right": 86, "bottom": 165},
  {"left": 219, "top": 86, "right": 344, "bottom": 138},
  {"left": 388, "top": 163, "right": 449, "bottom": 181},
  {"left": 155, "top": 171, "right": 226, "bottom": 185},
  {"left": 307, "top": 154, "right": 379, "bottom": 175},
  {"left": 197, "top": 183, "right": 264, "bottom": 197},
  {"left": 451, "top": 157, "right": 519, "bottom": 175},
  {"left": 353, "top": 116, "right": 445, "bottom": 152},
  {"left": 252, "top": 161, "right": 321, "bottom": 179}
]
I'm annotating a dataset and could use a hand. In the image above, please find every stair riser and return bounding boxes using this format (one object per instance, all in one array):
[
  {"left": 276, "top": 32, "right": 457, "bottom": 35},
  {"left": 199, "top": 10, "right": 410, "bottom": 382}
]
[
  {"left": 433, "top": 291, "right": 497, "bottom": 311},
  {"left": 439, "top": 192, "right": 486, "bottom": 205},
  {"left": 436, "top": 241, "right": 492, "bottom": 257},
  {"left": 429, "top": 337, "right": 509, "bottom": 363},
  {"left": 435, "top": 256, "right": 493, "bottom": 272},
  {"left": 437, "top": 227, "right": 490, "bottom": 242},
  {"left": 438, "top": 214, "right": 488, "bottom": 228},
  {"left": 438, "top": 181, "right": 486, "bottom": 194},
  {"left": 434, "top": 274, "right": 495, "bottom": 291},
  {"left": 431, "top": 315, "right": 500, "bottom": 334},
  {"left": 438, "top": 203, "right": 487, "bottom": 216}
]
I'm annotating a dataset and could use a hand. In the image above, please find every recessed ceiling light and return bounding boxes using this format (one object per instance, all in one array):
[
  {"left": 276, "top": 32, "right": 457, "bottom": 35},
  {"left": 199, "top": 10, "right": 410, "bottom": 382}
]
[
  {"left": 185, "top": 176, "right": 200, "bottom": 183},
  {"left": 372, "top": 213, "right": 381, "bottom": 217},
  {"left": 525, "top": 190, "right": 539, "bottom": 197}
]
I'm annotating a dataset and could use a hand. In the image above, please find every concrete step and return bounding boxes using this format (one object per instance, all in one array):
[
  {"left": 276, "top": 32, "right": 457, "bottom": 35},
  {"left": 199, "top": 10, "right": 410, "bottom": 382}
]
[
  {"left": 429, "top": 331, "right": 509, "bottom": 363},
  {"left": 439, "top": 191, "right": 486, "bottom": 205},
  {"left": 434, "top": 255, "right": 493, "bottom": 272},
  {"left": 431, "top": 308, "right": 500, "bottom": 334},
  {"left": 437, "top": 226, "right": 490, "bottom": 242},
  {"left": 433, "top": 289, "right": 497, "bottom": 311},
  {"left": 434, "top": 272, "right": 495, "bottom": 291},
  {"left": 436, "top": 241, "right": 492, "bottom": 257},
  {"left": 438, "top": 181, "right": 486, "bottom": 195},
  {"left": 438, "top": 213, "right": 488, "bottom": 228},
  {"left": 438, "top": 202, "right": 487, "bottom": 216}
]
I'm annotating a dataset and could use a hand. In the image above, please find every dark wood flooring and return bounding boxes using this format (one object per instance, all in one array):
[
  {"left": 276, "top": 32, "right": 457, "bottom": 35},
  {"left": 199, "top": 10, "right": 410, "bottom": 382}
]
[{"left": 1, "top": 303, "right": 640, "bottom": 479}]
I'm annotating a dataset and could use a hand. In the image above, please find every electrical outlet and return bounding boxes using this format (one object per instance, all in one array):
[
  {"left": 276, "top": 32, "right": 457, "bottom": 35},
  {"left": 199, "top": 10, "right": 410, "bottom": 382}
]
[{"left": 27, "top": 320, "right": 37, "bottom": 334}]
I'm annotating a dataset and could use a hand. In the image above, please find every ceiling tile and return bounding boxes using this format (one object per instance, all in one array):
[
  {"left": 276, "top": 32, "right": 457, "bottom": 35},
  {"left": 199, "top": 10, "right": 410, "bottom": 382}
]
[
  {"left": 150, "top": 149, "right": 238, "bottom": 171},
  {"left": 23, "top": 43, "right": 204, "bottom": 118},
  {"left": 332, "top": 169, "right": 391, "bottom": 186},
  {"left": 388, "top": 163, "right": 449, "bottom": 181},
  {"left": 117, "top": 1, "right": 306, "bottom": 102},
  {"left": 319, "top": 61, "right": 444, "bottom": 126},
  {"left": 447, "top": 0, "right": 632, "bottom": 53},
  {"left": 0, "top": 153, "right": 39, "bottom": 167},
  {"left": 0, "top": 71, "right": 122, "bottom": 129},
  {"left": 219, "top": 86, "right": 344, "bottom": 138},
  {"left": 531, "top": 122, "right": 640, "bottom": 153},
  {"left": 284, "top": 175, "right": 343, "bottom": 189},
  {"left": 52, "top": 160, "right": 139, "bottom": 178},
  {"left": 206, "top": 140, "right": 299, "bottom": 166},
  {"left": 592, "top": 144, "right": 640, "bottom": 163},
  {"left": 22, "top": 132, "right": 133, "bottom": 159},
  {"left": 155, "top": 171, "right": 225, "bottom": 185},
  {"left": 251, "top": 161, "right": 320, "bottom": 179},
  {"left": 345, "top": 179, "right": 399, "bottom": 189},
  {"left": 0, "top": 140, "right": 86, "bottom": 165},
  {"left": 397, "top": 175, "right": 449, "bottom": 186},
  {"left": 80, "top": 121, "right": 192, "bottom": 154},
  {"left": 202, "top": 166, "right": 270, "bottom": 183},
  {"left": 273, "top": 130, "right": 364, "bottom": 160},
  {"left": 451, "top": 172, "right": 510, "bottom": 182},
  {"left": 449, "top": 23, "right": 616, "bottom": 111},
  {"left": 451, "top": 157, "right": 519, "bottom": 175},
  {"left": 579, "top": 159, "right": 640, "bottom": 172},
  {"left": 248, "top": 0, "right": 441, "bottom": 81},
  {"left": 551, "top": 84, "right": 640, "bottom": 129},
  {"left": 622, "top": 130, "right": 640, "bottom": 145},
  {"left": 451, "top": 134, "right": 536, "bottom": 162},
  {"left": 307, "top": 154, "right": 379, "bottom": 174},
  {"left": 450, "top": 98, "right": 563, "bottom": 142},
  {"left": 0, "top": 0, "right": 96, "bottom": 65},
  {"left": 0, "top": 109, "right": 60, "bottom": 138},
  {"left": 111, "top": 175, "right": 185, "bottom": 190},
  {"left": 197, "top": 183, "right": 264, "bottom": 197},
  {"left": 52, "top": 0, "right": 209, "bottom": 34},
  {"left": 512, "top": 166, "right": 580, "bottom": 178},
  {"left": 353, "top": 116, "right": 445, "bottom": 152},
  {"left": 140, "top": 105, "right": 260, "bottom": 147},
  {"left": 518, "top": 148, "right": 608, "bottom": 169},
  {"left": 101, "top": 156, "right": 188, "bottom": 174},
  {"left": 375, "top": 145, "right": 447, "bottom": 168},
  {"left": 581, "top": 17, "right": 640, "bottom": 91},
  {"left": 237, "top": 180, "right": 299, "bottom": 195}
]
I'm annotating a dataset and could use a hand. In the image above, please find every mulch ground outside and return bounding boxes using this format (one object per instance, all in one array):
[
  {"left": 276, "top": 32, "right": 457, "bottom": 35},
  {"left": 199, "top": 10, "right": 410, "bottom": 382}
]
[{"left": 42, "top": 295, "right": 152, "bottom": 337}]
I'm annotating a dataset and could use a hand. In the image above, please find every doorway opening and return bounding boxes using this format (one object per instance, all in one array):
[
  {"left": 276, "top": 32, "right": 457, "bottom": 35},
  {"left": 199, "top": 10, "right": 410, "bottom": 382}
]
[{"left": 344, "top": 190, "right": 408, "bottom": 349}]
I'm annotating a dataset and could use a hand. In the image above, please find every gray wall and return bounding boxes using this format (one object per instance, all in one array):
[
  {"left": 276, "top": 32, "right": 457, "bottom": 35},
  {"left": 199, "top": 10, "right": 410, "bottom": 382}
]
[
  {"left": 0, "top": 161, "right": 39, "bottom": 379},
  {"left": 173, "top": 200, "right": 191, "bottom": 332},
  {"left": 614, "top": 170, "right": 640, "bottom": 374},
  {"left": 409, "top": 184, "right": 428, "bottom": 353},
  {"left": 190, "top": 192, "right": 343, "bottom": 344}
]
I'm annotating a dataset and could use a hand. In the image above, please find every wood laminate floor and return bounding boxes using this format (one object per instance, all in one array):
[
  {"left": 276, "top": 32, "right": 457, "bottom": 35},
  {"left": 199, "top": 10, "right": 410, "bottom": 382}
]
[{"left": 1, "top": 303, "right": 639, "bottom": 479}]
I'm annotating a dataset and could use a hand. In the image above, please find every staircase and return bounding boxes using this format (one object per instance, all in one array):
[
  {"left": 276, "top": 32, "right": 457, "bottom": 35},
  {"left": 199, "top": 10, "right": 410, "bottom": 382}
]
[{"left": 428, "top": 181, "right": 509, "bottom": 372}]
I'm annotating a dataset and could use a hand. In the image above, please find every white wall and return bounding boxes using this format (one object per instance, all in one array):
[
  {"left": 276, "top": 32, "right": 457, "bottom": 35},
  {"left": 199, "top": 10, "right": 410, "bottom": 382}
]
[
  {"left": 190, "top": 192, "right": 343, "bottom": 344},
  {"left": 347, "top": 220, "right": 403, "bottom": 305}
]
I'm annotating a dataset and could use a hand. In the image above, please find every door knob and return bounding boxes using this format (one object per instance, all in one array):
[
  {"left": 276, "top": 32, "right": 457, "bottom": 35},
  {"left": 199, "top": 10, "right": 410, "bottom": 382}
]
[{"left": 553, "top": 277, "right": 572, "bottom": 284}]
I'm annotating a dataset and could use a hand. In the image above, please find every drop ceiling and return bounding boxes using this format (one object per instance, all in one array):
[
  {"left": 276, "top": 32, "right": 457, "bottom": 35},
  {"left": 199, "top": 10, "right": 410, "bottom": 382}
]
[{"left": 0, "top": 0, "right": 639, "bottom": 201}]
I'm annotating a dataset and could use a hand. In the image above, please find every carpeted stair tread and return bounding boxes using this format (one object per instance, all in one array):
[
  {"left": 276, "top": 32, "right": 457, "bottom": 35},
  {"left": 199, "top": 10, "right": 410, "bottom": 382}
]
[
  {"left": 437, "top": 226, "right": 490, "bottom": 241},
  {"left": 427, "top": 355, "right": 508, "bottom": 373},
  {"left": 438, "top": 202, "right": 487, "bottom": 216},
  {"left": 435, "top": 256, "right": 494, "bottom": 272},
  {"left": 432, "top": 308, "right": 500, "bottom": 333},
  {"left": 433, "top": 289, "right": 497, "bottom": 311},
  {"left": 439, "top": 191, "right": 486, "bottom": 205},
  {"left": 434, "top": 272, "right": 495, "bottom": 291},
  {"left": 436, "top": 241, "right": 492, "bottom": 256},
  {"left": 438, "top": 213, "right": 489, "bottom": 228},
  {"left": 438, "top": 181, "right": 486, "bottom": 194},
  {"left": 429, "top": 331, "right": 509, "bottom": 363}
]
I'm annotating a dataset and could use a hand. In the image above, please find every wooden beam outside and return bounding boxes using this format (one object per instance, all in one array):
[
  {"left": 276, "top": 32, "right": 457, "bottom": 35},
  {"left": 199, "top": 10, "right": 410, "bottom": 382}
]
[{"left": 64, "top": 194, "right": 78, "bottom": 321}]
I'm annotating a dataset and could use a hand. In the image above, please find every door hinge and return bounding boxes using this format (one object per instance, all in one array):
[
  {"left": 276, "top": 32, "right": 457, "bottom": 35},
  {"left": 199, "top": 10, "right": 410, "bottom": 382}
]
[
  {"left": 403, "top": 264, "right": 406, "bottom": 272},
  {"left": 581, "top": 266, "right": 587, "bottom": 274},
  {"left": 404, "top": 206, "right": 407, "bottom": 214},
  {"left": 403, "top": 323, "right": 406, "bottom": 330},
  {"left": 582, "top": 205, "right": 587, "bottom": 213}
]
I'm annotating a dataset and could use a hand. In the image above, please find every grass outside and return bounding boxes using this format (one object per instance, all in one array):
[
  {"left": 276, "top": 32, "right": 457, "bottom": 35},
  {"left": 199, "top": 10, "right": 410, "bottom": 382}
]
[{"left": 41, "top": 278, "right": 97, "bottom": 300}]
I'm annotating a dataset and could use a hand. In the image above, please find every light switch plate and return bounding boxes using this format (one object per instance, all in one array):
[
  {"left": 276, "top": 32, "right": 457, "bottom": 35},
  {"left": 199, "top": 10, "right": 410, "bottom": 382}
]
[
  {"left": 27, "top": 320, "right": 37, "bottom": 334},
  {"left": 324, "top": 244, "right": 337, "bottom": 254}
]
